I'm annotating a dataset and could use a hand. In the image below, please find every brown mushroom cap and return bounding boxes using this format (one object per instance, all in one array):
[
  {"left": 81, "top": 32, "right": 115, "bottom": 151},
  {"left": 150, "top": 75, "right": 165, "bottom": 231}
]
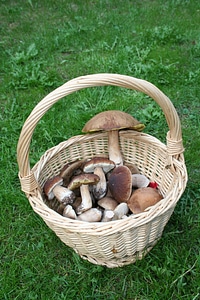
[
  {"left": 108, "top": 165, "right": 132, "bottom": 203},
  {"left": 60, "top": 159, "right": 85, "bottom": 186},
  {"left": 43, "top": 175, "right": 63, "bottom": 200},
  {"left": 82, "top": 110, "right": 145, "bottom": 133},
  {"left": 82, "top": 110, "right": 145, "bottom": 167},
  {"left": 127, "top": 187, "right": 163, "bottom": 214},
  {"left": 68, "top": 173, "right": 100, "bottom": 190}
]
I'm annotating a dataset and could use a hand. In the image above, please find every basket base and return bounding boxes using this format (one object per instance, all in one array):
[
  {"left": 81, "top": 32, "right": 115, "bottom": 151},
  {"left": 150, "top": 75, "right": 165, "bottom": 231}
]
[{"left": 75, "top": 239, "right": 159, "bottom": 268}]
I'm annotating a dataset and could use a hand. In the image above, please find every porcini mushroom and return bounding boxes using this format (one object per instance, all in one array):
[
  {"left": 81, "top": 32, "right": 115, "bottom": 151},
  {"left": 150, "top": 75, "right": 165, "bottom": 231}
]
[
  {"left": 60, "top": 159, "right": 86, "bottom": 186},
  {"left": 68, "top": 173, "right": 100, "bottom": 214},
  {"left": 43, "top": 175, "right": 75, "bottom": 205},
  {"left": 108, "top": 165, "right": 132, "bottom": 203},
  {"left": 82, "top": 110, "right": 145, "bottom": 166},
  {"left": 83, "top": 157, "right": 115, "bottom": 200},
  {"left": 127, "top": 187, "right": 163, "bottom": 214}
]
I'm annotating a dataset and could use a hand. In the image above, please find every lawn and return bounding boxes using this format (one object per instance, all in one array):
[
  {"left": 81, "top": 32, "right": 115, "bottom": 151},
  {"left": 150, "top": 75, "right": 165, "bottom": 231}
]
[{"left": 0, "top": 0, "right": 200, "bottom": 299}]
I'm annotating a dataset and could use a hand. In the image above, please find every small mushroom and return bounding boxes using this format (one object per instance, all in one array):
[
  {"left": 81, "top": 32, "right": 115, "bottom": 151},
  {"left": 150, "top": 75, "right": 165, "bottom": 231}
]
[
  {"left": 83, "top": 157, "right": 115, "bottom": 200},
  {"left": 132, "top": 174, "right": 150, "bottom": 188},
  {"left": 43, "top": 175, "right": 75, "bottom": 205},
  {"left": 82, "top": 110, "right": 145, "bottom": 166},
  {"left": 63, "top": 205, "right": 77, "bottom": 219},
  {"left": 112, "top": 203, "right": 129, "bottom": 220},
  {"left": 68, "top": 173, "right": 100, "bottom": 214},
  {"left": 97, "top": 196, "right": 118, "bottom": 211},
  {"left": 108, "top": 165, "right": 132, "bottom": 203},
  {"left": 127, "top": 187, "right": 163, "bottom": 214},
  {"left": 77, "top": 208, "right": 102, "bottom": 222}
]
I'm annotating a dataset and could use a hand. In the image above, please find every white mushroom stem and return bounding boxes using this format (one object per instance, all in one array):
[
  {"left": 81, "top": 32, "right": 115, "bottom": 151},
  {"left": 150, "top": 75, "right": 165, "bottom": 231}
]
[
  {"left": 113, "top": 203, "right": 129, "bottom": 220},
  {"left": 93, "top": 167, "right": 107, "bottom": 200},
  {"left": 101, "top": 210, "right": 115, "bottom": 222},
  {"left": 52, "top": 185, "right": 75, "bottom": 205},
  {"left": 108, "top": 130, "right": 123, "bottom": 166},
  {"left": 63, "top": 205, "right": 77, "bottom": 219},
  {"left": 76, "top": 184, "right": 93, "bottom": 215},
  {"left": 77, "top": 208, "right": 102, "bottom": 222}
]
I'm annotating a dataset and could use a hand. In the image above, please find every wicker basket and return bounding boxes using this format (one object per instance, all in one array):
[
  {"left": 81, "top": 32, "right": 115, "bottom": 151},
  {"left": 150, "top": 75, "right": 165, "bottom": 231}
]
[{"left": 17, "top": 74, "right": 188, "bottom": 268}]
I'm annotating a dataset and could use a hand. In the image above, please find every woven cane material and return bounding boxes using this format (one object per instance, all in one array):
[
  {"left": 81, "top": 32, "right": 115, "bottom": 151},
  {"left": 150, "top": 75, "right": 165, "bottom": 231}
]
[{"left": 17, "top": 74, "right": 188, "bottom": 267}]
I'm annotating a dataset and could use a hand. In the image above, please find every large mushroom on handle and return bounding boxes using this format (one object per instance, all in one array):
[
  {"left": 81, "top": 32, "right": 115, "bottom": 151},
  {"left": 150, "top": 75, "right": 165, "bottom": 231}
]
[{"left": 82, "top": 110, "right": 145, "bottom": 166}]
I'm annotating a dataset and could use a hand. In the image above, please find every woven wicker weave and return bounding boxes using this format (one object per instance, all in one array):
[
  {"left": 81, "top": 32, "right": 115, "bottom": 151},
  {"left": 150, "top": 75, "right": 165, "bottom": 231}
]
[{"left": 17, "top": 74, "right": 188, "bottom": 268}]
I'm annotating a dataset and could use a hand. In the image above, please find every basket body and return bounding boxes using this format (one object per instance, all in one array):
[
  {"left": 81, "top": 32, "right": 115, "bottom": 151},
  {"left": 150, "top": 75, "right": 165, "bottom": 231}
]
[{"left": 17, "top": 74, "right": 188, "bottom": 267}]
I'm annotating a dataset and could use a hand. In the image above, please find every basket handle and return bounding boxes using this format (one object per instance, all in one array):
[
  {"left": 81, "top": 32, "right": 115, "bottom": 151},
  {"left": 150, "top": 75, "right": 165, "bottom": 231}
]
[{"left": 17, "top": 73, "right": 184, "bottom": 185}]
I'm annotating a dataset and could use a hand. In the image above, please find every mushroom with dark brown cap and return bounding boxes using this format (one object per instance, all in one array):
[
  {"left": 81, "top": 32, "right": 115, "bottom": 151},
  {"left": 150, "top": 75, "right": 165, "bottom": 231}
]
[
  {"left": 59, "top": 159, "right": 86, "bottom": 186},
  {"left": 68, "top": 173, "right": 100, "bottom": 214},
  {"left": 108, "top": 165, "right": 132, "bottom": 203},
  {"left": 82, "top": 110, "right": 145, "bottom": 166},
  {"left": 83, "top": 157, "right": 115, "bottom": 200},
  {"left": 43, "top": 175, "right": 75, "bottom": 205},
  {"left": 127, "top": 187, "right": 163, "bottom": 214}
]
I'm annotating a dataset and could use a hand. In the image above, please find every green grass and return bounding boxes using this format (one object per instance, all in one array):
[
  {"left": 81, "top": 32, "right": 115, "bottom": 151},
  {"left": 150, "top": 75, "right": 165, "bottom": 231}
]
[{"left": 1, "top": 0, "right": 200, "bottom": 299}]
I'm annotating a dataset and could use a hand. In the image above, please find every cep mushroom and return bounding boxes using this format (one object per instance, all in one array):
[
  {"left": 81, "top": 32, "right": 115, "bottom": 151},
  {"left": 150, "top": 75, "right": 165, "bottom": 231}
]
[
  {"left": 82, "top": 110, "right": 145, "bottom": 166},
  {"left": 59, "top": 159, "right": 86, "bottom": 186},
  {"left": 43, "top": 175, "right": 75, "bottom": 205},
  {"left": 127, "top": 187, "right": 163, "bottom": 214},
  {"left": 108, "top": 165, "right": 132, "bottom": 203},
  {"left": 83, "top": 157, "right": 115, "bottom": 200},
  {"left": 68, "top": 173, "right": 100, "bottom": 214}
]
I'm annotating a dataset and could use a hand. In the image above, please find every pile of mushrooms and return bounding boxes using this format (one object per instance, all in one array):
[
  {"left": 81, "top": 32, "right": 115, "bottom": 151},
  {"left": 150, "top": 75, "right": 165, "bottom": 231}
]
[{"left": 43, "top": 110, "right": 163, "bottom": 222}]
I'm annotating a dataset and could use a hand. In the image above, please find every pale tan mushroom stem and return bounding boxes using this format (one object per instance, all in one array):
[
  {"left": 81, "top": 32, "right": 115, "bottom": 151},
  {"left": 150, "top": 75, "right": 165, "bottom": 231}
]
[
  {"left": 108, "top": 130, "right": 123, "bottom": 166},
  {"left": 76, "top": 184, "right": 93, "bottom": 215},
  {"left": 93, "top": 166, "right": 107, "bottom": 199}
]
